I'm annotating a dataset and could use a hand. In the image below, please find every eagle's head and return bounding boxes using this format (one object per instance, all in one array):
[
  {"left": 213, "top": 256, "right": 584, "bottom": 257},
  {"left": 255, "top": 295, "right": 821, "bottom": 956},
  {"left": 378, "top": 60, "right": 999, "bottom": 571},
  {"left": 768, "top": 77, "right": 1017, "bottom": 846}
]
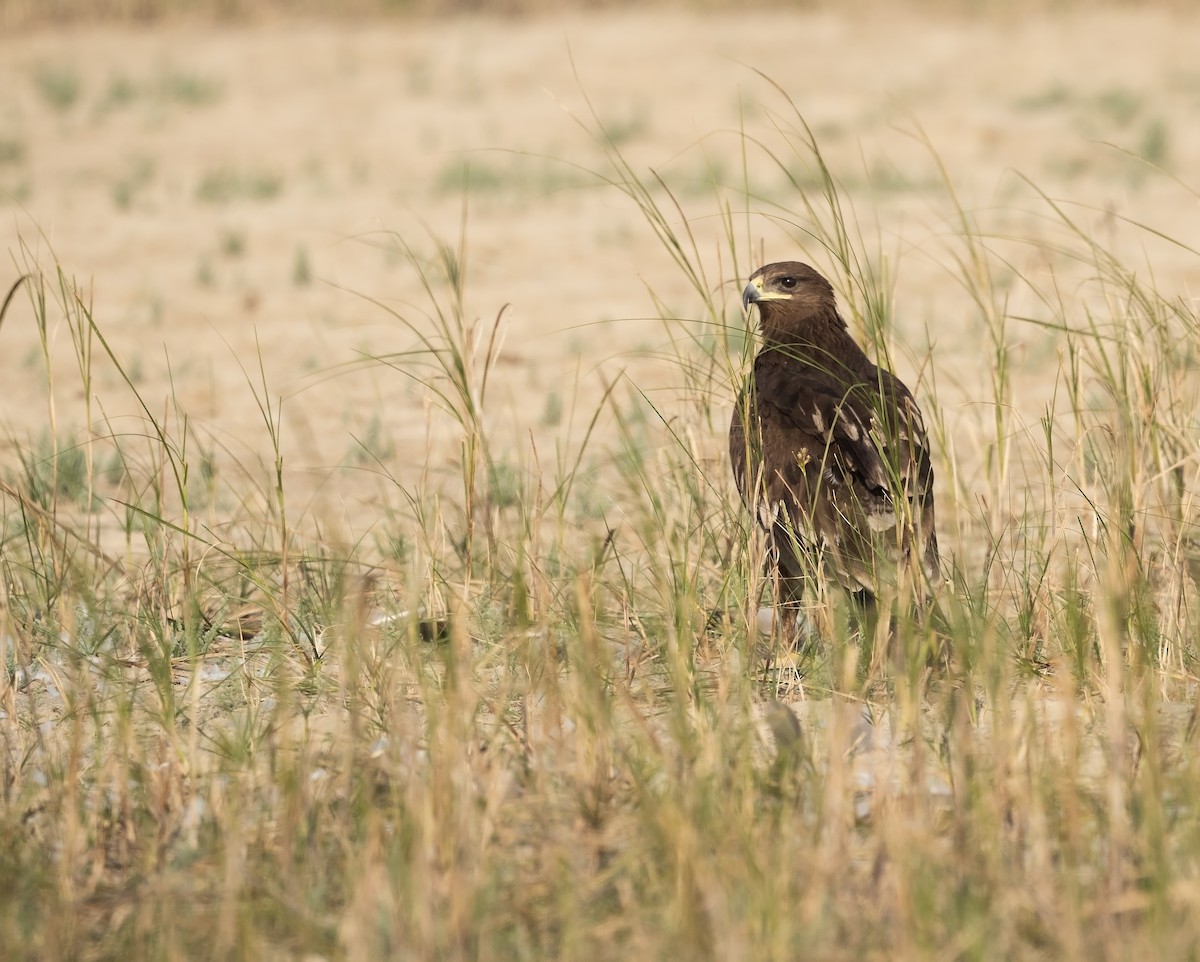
[
  {"left": 742, "top": 261, "right": 841, "bottom": 345},
  {"left": 742, "top": 261, "right": 835, "bottom": 313}
]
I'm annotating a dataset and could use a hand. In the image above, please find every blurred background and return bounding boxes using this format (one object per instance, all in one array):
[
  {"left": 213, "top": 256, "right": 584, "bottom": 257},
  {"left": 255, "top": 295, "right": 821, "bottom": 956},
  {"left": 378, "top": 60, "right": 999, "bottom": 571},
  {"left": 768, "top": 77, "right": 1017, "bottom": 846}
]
[
  {"left": 1, "top": 0, "right": 1197, "bottom": 539},
  {"left": 2, "top": 0, "right": 1191, "bottom": 24}
]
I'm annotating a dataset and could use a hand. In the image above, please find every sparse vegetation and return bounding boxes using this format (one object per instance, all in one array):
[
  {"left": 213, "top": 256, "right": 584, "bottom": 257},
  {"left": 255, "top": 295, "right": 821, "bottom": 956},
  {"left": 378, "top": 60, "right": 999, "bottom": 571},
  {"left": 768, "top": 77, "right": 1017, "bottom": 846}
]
[
  {"left": 32, "top": 63, "right": 81, "bottom": 111},
  {"left": 196, "top": 167, "right": 283, "bottom": 203},
  {"left": 110, "top": 154, "right": 156, "bottom": 210},
  {"left": 11, "top": 428, "right": 96, "bottom": 510},
  {"left": 0, "top": 137, "right": 25, "bottom": 165},
  {"left": 220, "top": 228, "right": 246, "bottom": 257},
  {"left": 157, "top": 68, "right": 224, "bottom": 106},
  {"left": 292, "top": 244, "right": 311, "bottom": 285},
  {"left": 1095, "top": 85, "right": 1143, "bottom": 126},
  {"left": 3, "top": 10, "right": 1200, "bottom": 962},
  {"left": 540, "top": 389, "right": 563, "bottom": 427},
  {"left": 434, "top": 154, "right": 592, "bottom": 197},
  {"left": 98, "top": 68, "right": 223, "bottom": 113},
  {"left": 196, "top": 253, "right": 216, "bottom": 286},
  {"left": 1140, "top": 117, "right": 1171, "bottom": 166}
]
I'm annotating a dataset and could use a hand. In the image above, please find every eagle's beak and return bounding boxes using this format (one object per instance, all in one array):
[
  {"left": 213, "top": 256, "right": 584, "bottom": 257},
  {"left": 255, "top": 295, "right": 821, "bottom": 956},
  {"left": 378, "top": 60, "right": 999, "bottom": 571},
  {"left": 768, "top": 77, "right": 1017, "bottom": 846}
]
[{"left": 743, "top": 276, "right": 788, "bottom": 310}]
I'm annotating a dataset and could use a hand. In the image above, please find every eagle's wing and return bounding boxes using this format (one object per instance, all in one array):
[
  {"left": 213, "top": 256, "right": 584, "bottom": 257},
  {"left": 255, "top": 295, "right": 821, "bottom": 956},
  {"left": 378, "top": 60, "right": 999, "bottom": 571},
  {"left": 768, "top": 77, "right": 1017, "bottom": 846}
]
[{"left": 732, "top": 358, "right": 938, "bottom": 593}]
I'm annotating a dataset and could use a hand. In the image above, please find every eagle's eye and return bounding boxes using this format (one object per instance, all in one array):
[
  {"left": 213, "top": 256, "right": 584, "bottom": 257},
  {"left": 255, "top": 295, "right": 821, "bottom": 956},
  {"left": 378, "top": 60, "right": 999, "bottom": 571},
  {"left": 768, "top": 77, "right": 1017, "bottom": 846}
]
[{"left": 778, "top": 276, "right": 797, "bottom": 289}]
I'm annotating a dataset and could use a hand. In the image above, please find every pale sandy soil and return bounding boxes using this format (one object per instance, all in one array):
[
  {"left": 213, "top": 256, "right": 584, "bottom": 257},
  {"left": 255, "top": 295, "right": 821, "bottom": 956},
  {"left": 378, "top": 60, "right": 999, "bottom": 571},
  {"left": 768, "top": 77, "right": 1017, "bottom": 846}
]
[{"left": 1, "top": 9, "right": 1198, "bottom": 548}]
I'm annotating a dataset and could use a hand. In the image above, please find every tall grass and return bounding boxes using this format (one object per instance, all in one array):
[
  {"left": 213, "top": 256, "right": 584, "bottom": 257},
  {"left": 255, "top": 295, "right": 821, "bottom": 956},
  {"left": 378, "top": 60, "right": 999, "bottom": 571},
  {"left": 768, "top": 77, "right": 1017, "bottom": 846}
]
[{"left": 3, "top": 81, "right": 1200, "bottom": 961}]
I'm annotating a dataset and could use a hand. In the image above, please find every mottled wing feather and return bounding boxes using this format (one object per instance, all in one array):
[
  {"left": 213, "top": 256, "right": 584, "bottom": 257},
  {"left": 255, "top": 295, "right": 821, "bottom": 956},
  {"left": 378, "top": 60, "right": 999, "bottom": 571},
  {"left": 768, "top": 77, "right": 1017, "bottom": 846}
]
[{"left": 732, "top": 356, "right": 939, "bottom": 594}]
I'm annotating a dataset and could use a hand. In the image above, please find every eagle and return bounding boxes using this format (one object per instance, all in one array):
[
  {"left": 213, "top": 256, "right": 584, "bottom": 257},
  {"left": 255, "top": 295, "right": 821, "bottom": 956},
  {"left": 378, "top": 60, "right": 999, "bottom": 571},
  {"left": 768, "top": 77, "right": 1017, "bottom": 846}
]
[{"left": 730, "top": 261, "right": 940, "bottom": 637}]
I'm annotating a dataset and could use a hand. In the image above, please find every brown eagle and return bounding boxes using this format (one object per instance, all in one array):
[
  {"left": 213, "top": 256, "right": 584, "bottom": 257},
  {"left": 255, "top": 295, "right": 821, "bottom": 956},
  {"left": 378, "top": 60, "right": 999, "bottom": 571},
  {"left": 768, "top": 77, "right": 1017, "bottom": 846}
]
[{"left": 731, "top": 261, "right": 940, "bottom": 631}]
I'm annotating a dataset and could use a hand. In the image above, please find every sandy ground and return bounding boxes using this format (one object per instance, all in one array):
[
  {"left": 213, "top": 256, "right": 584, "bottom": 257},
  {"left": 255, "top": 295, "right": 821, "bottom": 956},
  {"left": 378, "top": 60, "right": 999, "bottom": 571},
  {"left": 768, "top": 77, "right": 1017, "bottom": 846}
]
[{"left": 1, "top": 9, "right": 1199, "bottom": 546}]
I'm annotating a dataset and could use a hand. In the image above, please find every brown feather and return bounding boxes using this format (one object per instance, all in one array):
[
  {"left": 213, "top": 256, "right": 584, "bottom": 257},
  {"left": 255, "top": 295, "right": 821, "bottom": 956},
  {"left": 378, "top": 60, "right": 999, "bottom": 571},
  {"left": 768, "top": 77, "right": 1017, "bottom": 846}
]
[{"left": 731, "top": 262, "right": 940, "bottom": 603}]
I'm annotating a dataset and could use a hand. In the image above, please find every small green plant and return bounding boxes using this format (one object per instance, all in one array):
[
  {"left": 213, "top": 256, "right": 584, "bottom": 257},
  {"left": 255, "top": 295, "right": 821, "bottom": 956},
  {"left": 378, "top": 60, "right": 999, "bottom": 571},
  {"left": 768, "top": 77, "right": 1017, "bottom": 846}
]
[
  {"left": 600, "top": 106, "right": 649, "bottom": 146},
  {"left": 157, "top": 69, "right": 223, "bottom": 106},
  {"left": 1095, "top": 85, "right": 1143, "bottom": 126},
  {"left": 219, "top": 229, "right": 246, "bottom": 257},
  {"left": 100, "top": 73, "right": 138, "bottom": 110},
  {"left": 486, "top": 456, "right": 523, "bottom": 510},
  {"left": 292, "top": 245, "right": 312, "bottom": 285},
  {"left": 14, "top": 430, "right": 94, "bottom": 510},
  {"left": 110, "top": 155, "right": 156, "bottom": 210},
  {"left": 1012, "top": 82, "right": 1072, "bottom": 111},
  {"left": 0, "top": 180, "right": 32, "bottom": 204},
  {"left": 195, "top": 255, "right": 215, "bottom": 287},
  {"left": 0, "top": 137, "right": 25, "bottom": 165},
  {"left": 540, "top": 390, "right": 562, "bottom": 427},
  {"left": 196, "top": 168, "right": 282, "bottom": 203},
  {"left": 349, "top": 411, "right": 395, "bottom": 464},
  {"left": 436, "top": 157, "right": 506, "bottom": 194},
  {"left": 99, "top": 68, "right": 223, "bottom": 113},
  {"left": 1140, "top": 117, "right": 1170, "bottom": 166},
  {"left": 32, "top": 63, "right": 81, "bottom": 111},
  {"left": 434, "top": 154, "right": 591, "bottom": 196}
]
